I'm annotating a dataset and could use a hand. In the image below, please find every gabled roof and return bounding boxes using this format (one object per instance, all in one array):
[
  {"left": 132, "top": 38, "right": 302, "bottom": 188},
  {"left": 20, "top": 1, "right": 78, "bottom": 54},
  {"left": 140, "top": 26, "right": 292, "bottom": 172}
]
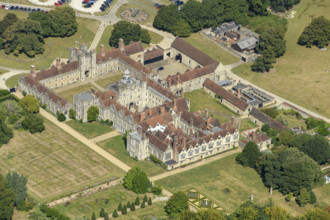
[
  {"left": 166, "top": 65, "right": 216, "bottom": 85},
  {"left": 124, "top": 41, "right": 144, "bottom": 56},
  {"left": 144, "top": 47, "right": 163, "bottom": 61},
  {"left": 203, "top": 79, "right": 249, "bottom": 111},
  {"left": 34, "top": 61, "right": 79, "bottom": 81},
  {"left": 171, "top": 38, "right": 219, "bottom": 67},
  {"left": 249, "top": 108, "right": 286, "bottom": 132}
]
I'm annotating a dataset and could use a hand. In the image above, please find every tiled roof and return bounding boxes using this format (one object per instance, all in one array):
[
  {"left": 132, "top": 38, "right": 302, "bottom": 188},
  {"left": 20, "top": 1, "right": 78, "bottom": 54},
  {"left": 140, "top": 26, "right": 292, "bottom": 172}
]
[
  {"left": 242, "top": 132, "right": 271, "bottom": 145},
  {"left": 147, "top": 78, "right": 177, "bottom": 101},
  {"left": 171, "top": 38, "right": 219, "bottom": 67},
  {"left": 124, "top": 41, "right": 144, "bottom": 56},
  {"left": 148, "top": 133, "right": 168, "bottom": 151},
  {"left": 23, "top": 75, "right": 68, "bottom": 107},
  {"left": 203, "top": 79, "right": 249, "bottom": 111},
  {"left": 249, "top": 108, "right": 286, "bottom": 132},
  {"left": 166, "top": 65, "right": 216, "bottom": 85},
  {"left": 34, "top": 61, "right": 79, "bottom": 81},
  {"left": 144, "top": 47, "right": 163, "bottom": 61}
]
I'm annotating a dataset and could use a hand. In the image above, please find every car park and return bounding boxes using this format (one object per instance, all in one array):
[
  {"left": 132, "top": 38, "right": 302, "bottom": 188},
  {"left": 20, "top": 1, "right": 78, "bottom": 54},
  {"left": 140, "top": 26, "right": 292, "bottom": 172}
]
[
  {"left": 32, "top": 8, "right": 36, "bottom": 12},
  {"left": 1, "top": 5, "right": 5, "bottom": 9},
  {"left": 5, "top": 4, "right": 10, "bottom": 10},
  {"left": 10, "top": 6, "right": 14, "bottom": 10}
]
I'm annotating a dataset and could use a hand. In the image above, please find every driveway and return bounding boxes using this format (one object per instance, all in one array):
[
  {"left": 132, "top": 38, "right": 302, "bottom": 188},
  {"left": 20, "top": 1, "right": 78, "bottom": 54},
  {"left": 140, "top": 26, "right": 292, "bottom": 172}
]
[{"left": 0, "top": 66, "right": 29, "bottom": 90}]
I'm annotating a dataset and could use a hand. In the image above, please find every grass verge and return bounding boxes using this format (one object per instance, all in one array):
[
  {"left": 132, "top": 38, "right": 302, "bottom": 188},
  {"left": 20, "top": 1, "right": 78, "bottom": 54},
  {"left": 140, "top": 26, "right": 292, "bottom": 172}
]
[{"left": 66, "top": 120, "right": 113, "bottom": 139}]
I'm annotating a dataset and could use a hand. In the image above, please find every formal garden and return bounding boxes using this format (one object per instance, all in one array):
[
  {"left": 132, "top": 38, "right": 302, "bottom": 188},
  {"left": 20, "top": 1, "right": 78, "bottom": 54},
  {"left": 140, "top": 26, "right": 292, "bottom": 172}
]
[{"left": 187, "top": 189, "right": 225, "bottom": 212}]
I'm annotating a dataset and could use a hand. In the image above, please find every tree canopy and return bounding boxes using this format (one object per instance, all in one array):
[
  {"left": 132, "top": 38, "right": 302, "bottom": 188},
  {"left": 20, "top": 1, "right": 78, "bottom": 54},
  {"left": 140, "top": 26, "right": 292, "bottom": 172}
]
[
  {"left": 0, "top": 118, "right": 13, "bottom": 147},
  {"left": 6, "top": 172, "right": 28, "bottom": 207},
  {"left": 22, "top": 114, "right": 45, "bottom": 134},
  {"left": 28, "top": 6, "right": 77, "bottom": 38},
  {"left": 236, "top": 141, "right": 262, "bottom": 169},
  {"left": 109, "top": 21, "right": 150, "bottom": 47},
  {"left": 269, "top": 0, "right": 300, "bottom": 12},
  {"left": 0, "top": 174, "right": 15, "bottom": 220},
  {"left": 123, "top": 166, "right": 150, "bottom": 194},
  {"left": 165, "top": 191, "right": 189, "bottom": 215},
  {"left": 298, "top": 16, "right": 330, "bottom": 48},
  {"left": 2, "top": 20, "right": 44, "bottom": 57},
  {"left": 19, "top": 95, "right": 40, "bottom": 114},
  {"left": 87, "top": 106, "right": 99, "bottom": 122}
]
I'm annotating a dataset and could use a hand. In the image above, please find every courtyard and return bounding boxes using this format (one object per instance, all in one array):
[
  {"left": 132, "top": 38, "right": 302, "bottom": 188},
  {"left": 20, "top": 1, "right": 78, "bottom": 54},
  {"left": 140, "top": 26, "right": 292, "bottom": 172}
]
[{"left": 146, "top": 59, "right": 192, "bottom": 79}]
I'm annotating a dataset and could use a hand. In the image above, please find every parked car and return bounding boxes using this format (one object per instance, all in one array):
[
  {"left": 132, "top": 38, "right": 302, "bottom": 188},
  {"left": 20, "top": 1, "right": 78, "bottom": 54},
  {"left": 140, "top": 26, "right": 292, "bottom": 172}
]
[
  {"left": 156, "top": 5, "right": 163, "bottom": 9},
  {"left": 28, "top": 7, "right": 31, "bottom": 12},
  {"left": 5, "top": 4, "right": 10, "bottom": 10},
  {"left": 32, "top": 8, "right": 36, "bottom": 12},
  {"left": 153, "top": 3, "right": 159, "bottom": 7},
  {"left": 1, "top": 5, "right": 5, "bottom": 9},
  {"left": 10, "top": 6, "right": 14, "bottom": 10},
  {"left": 157, "top": 67, "right": 164, "bottom": 71},
  {"left": 14, "top": 6, "right": 19, "bottom": 10}
]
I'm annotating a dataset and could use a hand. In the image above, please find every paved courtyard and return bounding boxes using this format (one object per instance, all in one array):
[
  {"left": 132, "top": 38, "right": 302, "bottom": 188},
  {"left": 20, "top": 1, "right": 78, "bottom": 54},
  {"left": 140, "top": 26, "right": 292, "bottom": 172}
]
[{"left": 146, "top": 59, "right": 192, "bottom": 79}]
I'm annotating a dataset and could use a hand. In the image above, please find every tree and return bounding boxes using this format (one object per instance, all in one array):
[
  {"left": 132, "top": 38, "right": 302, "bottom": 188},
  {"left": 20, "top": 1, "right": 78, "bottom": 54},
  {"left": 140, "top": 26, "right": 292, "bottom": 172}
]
[
  {"left": 130, "top": 203, "right": 135, "bottom": 211},
  {"left": 296, "top": 188, "right": 310, "bottom": 207},
  {"left": 69, "top": 109, "right": 76, "bottom": 119},
  {"left": 235, "top": 206, "right": 259, "bottom": 220},
  {"left": 171, "top": 19, "right": 192, "bottom": 37},
  {"left": 270, "top": 0, "right": 300, "bottom": 12},
  {"left": 140, "top": 29, "right": 151, "bottom": 44},
  {"left": 165, "top": 191, "right": 189, "bottom": 215},
  {"left": 92, "top": 212, "right": 96, "bottom": 220},
  {"left": 0, "top": 119, "right": 13, "bottom": 146},
  {"left": 236, "top": 142, "right": 262, "bottom": 168},
  {"left": 112, "top": 209, "right": 118, "bottom": 218},
  {"left": 290, "top": 134, "right": 330, "bottom": 165},
  {"left": 122, "top": 205, "right": 127, "bottom": 214},
  {"left": 261, "top": 124, "right": 270, "bottom": 133},
  {"left": 286, "top": 192, "right": 293, "bottom": 202},
  {"left": 127, "top": 201, "right": 131, "bottom": 208},
  {"left": 298, "top": 16, "right": 330, "bottom": 48},
  {"left": 100, "top": 208, "right": 105, "bottom": 217},
  {"left": 153, "top": 5, "right": 182, "bottom": 33},
  {"left": 22, "top": 114, "right": 45, "bottom": 134},
  {"left": 151, "top": 184, "right": 162, "bottom": 195},
  {"left": 87, "top": 106, "right": 99, "bottom": 122},
  {"left": 109, "top": 21, "right": 147, "bottom": 47},
  {"left": 278, "top": 130, "right": 295, "bottom": 146},
  {"left": 148, "top": 197, "right": 152, "bottom": 205},
  {"left": 19, "top": 95, "right": 40, "bottom": 114},
  {"left": 262, "top": 156, "right": 283, "bottom": 189},
  {"left": 181, "top": 0, "right": 204, "bottom": 32},
  {"left": 309, "top": 191, "right": 316, "bottom": 204},
  {"left": 2, "top": 20, "right": 44, "bottom": 57},
  {"left": 0, "top": 174, "right": 15, "bottom": 220},
  {"left": 263, "top": 206, "right": 291, "bottom": 220},
  {"left": 0, "top": 13, "right": 18, "bottom": 35},
  {"left": 135, "top": 197, "right": 140, "bottom": 206},
  {"left": 140, "top": 202, "right": 145, "bottom": 208},
  {"left": 195, "top": 209, "right": 226, "bottom": 220},
  {"left": 104, "top": 212, "right": 109, "bottom": 220},
  {"left": 304, "top": 208, "right": 330, "bottom": 220},
  {"left": 117, "top": 202, "right": 122, "bottom": 212},
  {"left": 123, "top": 166, "right": 150, "bottom": 194},
  {"left": 28, "top": 6, "right": 77, "bottom": 37},
  {"left": 143, "top": 195, "right": 147, "bottom": 203},
  {"left": 57, "top": 113, "right": 66, "bottom": 122},
  {"left": 6, "top": 172, "right": 28, "bottom": 208},
  {"left": 317, "top": 121, "right": 329, "bottom": 136}
]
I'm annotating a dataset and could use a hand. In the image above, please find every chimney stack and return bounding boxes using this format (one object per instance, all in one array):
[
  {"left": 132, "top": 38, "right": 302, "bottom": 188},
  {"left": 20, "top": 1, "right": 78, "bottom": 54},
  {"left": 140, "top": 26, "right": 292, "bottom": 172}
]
[
  {"left": 252, "top": 131, "right": 256, "bottom": 140},
  {"left": 30, "top": 65, "right": 36, "bottom": 77},
  {"left": 56, "top": 58, "right": 61, "bottom": 68},
  {"left": 189, "top": 118, "right": 193, "bottom": 126},
  {"left": 135, "top": 105, "right": 139, "bottom": 113},
  {"left": 180, "top": 87, "right": 184, "bottom": 98},
  {"left": 167, "top": 79, "right": 172, "bottom": 87},
  {"left": 100, "top": 44, "right": 105, "bottom": 57},
  {"left": 138, "top": 125, "right": 142, "bottom": 135},
  {"left": 140, "top": 112, "right": 146, "bottom": 121},
  {"left": 205, "top": 109, "right": 209, "bottom": 118},
  {"left": 160, "top": 106, "right": 166, "bottom": 114},
  {"left": 182, "top": 137, "right": 186, "bottom": 147},
  {"left": 119, "top": 39, "right": 125, "bottom": 51},
  {"left": 238, "top": 89, "right": 241, "bottom": 99},
  {"left": 231, "top": 117, "right": 235, "bottom": 126}
]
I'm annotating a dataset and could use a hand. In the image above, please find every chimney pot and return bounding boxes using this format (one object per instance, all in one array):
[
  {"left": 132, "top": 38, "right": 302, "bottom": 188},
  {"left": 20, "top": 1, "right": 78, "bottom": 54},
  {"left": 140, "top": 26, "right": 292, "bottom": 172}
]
[
  {"left": 30, "top": 65, "right": 36, "bottom": 76},
  {"left": 238, "top": 89, "right": 241, "bottom": 99},
  {"left": 56, "top": 58, "right": 61, "bottom": 68},
  {"left": 119, "top": 38, "right": 125, "bottom": 51},
  {"left": 100, "top": 44, "right": 105, "bottom": 57}
]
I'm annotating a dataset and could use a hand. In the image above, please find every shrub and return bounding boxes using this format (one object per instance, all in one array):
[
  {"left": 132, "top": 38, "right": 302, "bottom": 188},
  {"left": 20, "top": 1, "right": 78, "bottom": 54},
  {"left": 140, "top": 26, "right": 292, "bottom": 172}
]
[
  {"left": 22, "top": 114, "right": 45, "bottom": 133},
  {"left": 8, "top": 114, "right": 19, "bottom": 124},
  {"left": 112, "top": 210, "right": 118, "bottom": 218},
  {"left": 117, "top": 202, "right": 122, "bottom": 211},
  {"left": 122, "top": 205, "right": 127, "bottom": 214},
  {"left": 296, "top": 188, "right": 310, "bottom": 207},
  {"left": 150, "top": 154, "right": 167, "bottom": 169},
  {"left": 92, "top": 212, "right": 96, "bottom": 220},
  {"left": 57, "top": 113, "right": 66, "bottom": 122},
  {"left": 140, "top": 202, "right": 145, "bottom": 208},
  {"left": 143, "top": 195, "right": 147, "bottom": 203},
  {"left": 22, "top": 91, "right": 27, "bottom": 96},
  {"left": 100, "top": 208, "right": 105, "bottom": 217},
  {"left": 130, "top": 203, "right": 135, "bottom": 211},
  {"left": 151, "top": 184, "right": 162, "bottom": 195},
  {"left": 123, "top": 166, "right": 150, "bottom": 194},
  {"left": 286, "top": 192, "right": 293, "bottom": 202},
  {"left": 310, "top": 191, "right": 317, "bottom": 204},
  {"left": 127, "top": 201, "right": 130, "bottom": 208},
  {"left": 0, "top": 90, "right": 10, "bottom": 97},
  {"left": 104, "top": 212, "right": 109, "bottom": 220},
  {"left": 69, "top": 108, "right": 76, "bottom": 119},
  {"left": 148, "top": 197, "right": 152, "bottom": 205},
  {"left": 135, "top": 197, "right": 140, "bottom": 206}
]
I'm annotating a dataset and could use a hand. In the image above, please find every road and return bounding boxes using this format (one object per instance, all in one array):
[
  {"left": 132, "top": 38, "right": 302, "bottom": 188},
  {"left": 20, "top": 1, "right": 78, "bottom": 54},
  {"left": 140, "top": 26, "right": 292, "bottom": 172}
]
[{"left": 0, "top": 66, "right": 29, "bottom": 90}]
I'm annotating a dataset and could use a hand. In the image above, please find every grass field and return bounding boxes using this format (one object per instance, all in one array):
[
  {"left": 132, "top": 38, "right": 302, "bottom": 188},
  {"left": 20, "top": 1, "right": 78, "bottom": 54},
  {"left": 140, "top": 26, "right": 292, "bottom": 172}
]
[
  {"left": 66, "top": 120, "right": 113, "bottom": 139},
  {"left": 240, "top": 118, "right": 258, "bottom": 131},
  {"left": 0, "top": 117, "right": 124, "bottom": 202},
  {"left": 157, "top": 154, "right": 323, "bottom": 216},
  {"left": 275, "top": 109, "right": 307, "bottom": 129},
  {"left": 57, "top": 83, "right": 96, "bottom": 103},
  {"left": 0, "top": 69, "right": 8, "bottom": 75},
  {"left": 98, "top": 135, "right": 166, "bottom": 176},
  {"left": 5, "top": 73, "right": 29, "bottom": 88},
  {"left": 184, "top": 89, "right": 238, "bottom": 123},
  {"left": 94, "top": 73, "right": 123, "bottom": 88},
  {"left": 0, "top": 16, "right": 100, "bottom": 70},
  {"left": 232, "top": 0, "right": 330, "bottom": 118},
  {"left": 54, "top": 184, "right": 150, "bottom": 219},
  {"left": 183, "top": 33, "right": 240, "bottom": 65}
]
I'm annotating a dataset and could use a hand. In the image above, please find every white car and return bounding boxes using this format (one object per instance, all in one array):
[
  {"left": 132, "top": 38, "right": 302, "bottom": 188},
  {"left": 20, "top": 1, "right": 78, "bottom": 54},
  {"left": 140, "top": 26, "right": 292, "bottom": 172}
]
[{"left": 5, "top": 4, "right": 9, "bottom": 10}]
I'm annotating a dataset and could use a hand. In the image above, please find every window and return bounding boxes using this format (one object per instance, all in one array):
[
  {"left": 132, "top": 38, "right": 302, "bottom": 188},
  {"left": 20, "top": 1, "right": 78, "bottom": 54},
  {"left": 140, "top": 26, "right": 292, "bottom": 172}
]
[
  {"left": 208, "top": 143, "right": 214, "bottom": 149},
  {"left": 188, "top": 150, "right": 193, "bottom": 157},
  {"left": 226, "top": 136, "right": 231, "bottom": 143},
  {"left": 202, "top": 145, "right": 207, "bottom": 152},
  {"left": 165, "top": 152, "right": 171, "bottom": 160},
  {"left": 234, "top": 134, "right": 239, "bottom": 140},
  {"left": 217, "top": 141, "right": 221, "bottom": 146},
  {"left": 181, "top": 153, "right": 186, "bottom": 160},
  {"left": 195, "top": 148, "right": 200, "bottom": 154}
]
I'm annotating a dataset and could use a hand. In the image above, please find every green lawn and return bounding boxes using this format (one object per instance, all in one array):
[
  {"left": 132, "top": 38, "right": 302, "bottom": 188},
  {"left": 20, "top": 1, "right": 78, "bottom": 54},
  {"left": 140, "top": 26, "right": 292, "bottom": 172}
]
[
  {"left": 183, "top": 33, "right": 240, "bottom": 65},
  {"left": 57, "top": 83, "right": 96, "bottom": 103},
  {"left": 5, "top": 73, "right": 29, "bottom": 88},
  {"left": 157, "top": 154, "right": 319, "bottom": 216},
  {"left": 54, "top": 184, "right": 152, "bottom": 219},
  {"left": 233, "top": 0, "right": 330, "bottom": 118},
  {"left": 98, "top": 135, "right": 166, "bottom": 176},
  {"left": 65, "top": 120, "right": 113, "bottom": 139},
  {"left": 184, "top": 89, "right": 238, "bottom": 123},
  {"left": 0, "top": 69, "right": 8, "bottom": 75},
  {"left": 116, "top": 201, "right": 167, "bottom": 220},
  {"left": 148, "top": 30, "right": 164, "bottom": 44},
  {"left": 240, "top": 118, "right": 258, "bottom": 132},
  {"left": 94, "top": 74, "right": 123, "bottom": 88},
  {"left": 96, "top": 25, "right": 114, "bottom": 54},
  {"left": 275, "top": 109, "right": 307, "bottom": 130},
  {"left": 0, "top": 117, "right": 124, "bottom": 203},
  {"left": 0, "top": 17, "right": 100, "bottom": 70}
]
